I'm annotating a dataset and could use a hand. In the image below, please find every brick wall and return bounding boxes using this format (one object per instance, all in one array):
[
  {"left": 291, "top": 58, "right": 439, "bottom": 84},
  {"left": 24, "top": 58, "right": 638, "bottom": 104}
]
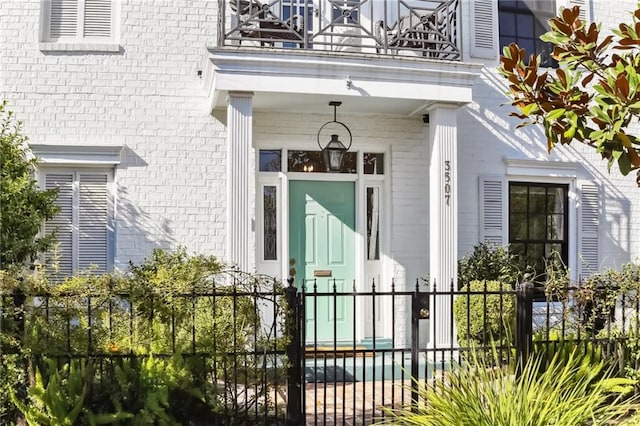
[
  {"left": 3, "top": 0, "right": 639, "bottom": 278},
  {"left": 1, "top": 1, "right": 225, "bottom": 268}
]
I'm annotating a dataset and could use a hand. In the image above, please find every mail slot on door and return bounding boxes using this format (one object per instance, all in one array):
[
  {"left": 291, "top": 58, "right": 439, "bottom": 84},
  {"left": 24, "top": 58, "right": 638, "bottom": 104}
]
[{"left": 314, "top": 270, "right": 332, "bottom": 277}]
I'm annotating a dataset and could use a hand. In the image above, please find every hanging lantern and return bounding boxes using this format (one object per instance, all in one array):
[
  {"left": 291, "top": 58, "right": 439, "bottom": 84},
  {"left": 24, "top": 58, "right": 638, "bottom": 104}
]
[{"left": 317, "top": 101, "right": 352, "bottom": 172}]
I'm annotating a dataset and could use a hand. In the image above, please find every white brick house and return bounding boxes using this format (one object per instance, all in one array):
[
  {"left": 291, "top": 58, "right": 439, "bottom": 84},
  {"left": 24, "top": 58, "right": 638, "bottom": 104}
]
[{"left": 2, "top": 0, "right": 639, "bottom": 347}]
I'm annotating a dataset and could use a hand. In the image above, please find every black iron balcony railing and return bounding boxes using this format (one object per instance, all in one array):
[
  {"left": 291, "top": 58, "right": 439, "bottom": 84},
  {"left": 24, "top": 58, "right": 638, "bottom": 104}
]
[{"left": 219, "top": 0, "right": 461, "bottom": 60}]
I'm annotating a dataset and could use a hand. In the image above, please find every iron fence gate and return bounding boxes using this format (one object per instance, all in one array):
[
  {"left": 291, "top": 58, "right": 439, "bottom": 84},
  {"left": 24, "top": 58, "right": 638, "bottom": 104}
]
[
  {"left": 283, "top": 278, "right": 519, "bottom": 425},
  {"left": 3, "top": 274, "right": 640, "bottom": 425}
]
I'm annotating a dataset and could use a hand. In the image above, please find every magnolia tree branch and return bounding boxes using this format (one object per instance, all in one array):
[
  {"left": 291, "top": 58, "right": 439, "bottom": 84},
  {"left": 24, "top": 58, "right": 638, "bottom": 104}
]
[{"left": 499, "top": 5, "right": 640, "bottom": 186}]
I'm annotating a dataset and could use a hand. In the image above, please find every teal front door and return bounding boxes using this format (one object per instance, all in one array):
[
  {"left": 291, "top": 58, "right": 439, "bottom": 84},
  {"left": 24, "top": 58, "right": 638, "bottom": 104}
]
[{"left": 289, "top": 181, "right": 355, "bottom": 342}]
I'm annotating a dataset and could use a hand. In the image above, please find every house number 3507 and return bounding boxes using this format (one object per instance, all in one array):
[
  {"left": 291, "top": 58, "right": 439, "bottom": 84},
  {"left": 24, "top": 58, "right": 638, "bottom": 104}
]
[{"left": 444, "top": 160, "right": 451, "bottom": 206}]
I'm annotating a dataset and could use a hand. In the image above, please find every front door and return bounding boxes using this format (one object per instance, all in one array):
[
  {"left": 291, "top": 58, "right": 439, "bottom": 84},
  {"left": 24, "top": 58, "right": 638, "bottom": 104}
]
[{"left": 289, "top": 180, "right": 355, "bottom": 342}]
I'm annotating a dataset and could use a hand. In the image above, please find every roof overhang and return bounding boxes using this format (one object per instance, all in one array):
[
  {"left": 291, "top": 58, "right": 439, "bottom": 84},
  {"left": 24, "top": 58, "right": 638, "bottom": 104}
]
[{"left": 206, "top": 48, "right": 483, "bottom": 116}]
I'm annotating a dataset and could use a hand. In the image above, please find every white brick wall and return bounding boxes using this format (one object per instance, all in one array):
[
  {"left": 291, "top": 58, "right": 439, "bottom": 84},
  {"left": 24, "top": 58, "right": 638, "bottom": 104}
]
[
  {"left": 2, "top": 0, "right": 639, "bottom": 280},
  {"left": 1, "top": 1, "right": 225, "bottom": 268},
  {"left": 458, "top": 0, "right": 640, "bottom": 269}
]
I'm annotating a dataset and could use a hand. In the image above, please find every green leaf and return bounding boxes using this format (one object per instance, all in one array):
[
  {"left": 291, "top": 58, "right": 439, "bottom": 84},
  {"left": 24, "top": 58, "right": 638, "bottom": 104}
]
[
  {"left": 521, "top": 103, "right": 539, "bottom": 116},
  {"left": 619, "top": 153, "right": 632, "bottom": 175},
  {"left": 547, "top": 108, "right": 567, "bottom": 121}
]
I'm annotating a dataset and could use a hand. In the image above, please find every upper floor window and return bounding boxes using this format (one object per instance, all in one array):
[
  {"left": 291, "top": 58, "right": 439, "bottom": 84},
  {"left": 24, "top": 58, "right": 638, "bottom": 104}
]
[
  {"left": 42, "top": 0, "right": 116, "bottom": 44},
  {"left": 498, "top": 0, "right": 557, "bottom": 67}
]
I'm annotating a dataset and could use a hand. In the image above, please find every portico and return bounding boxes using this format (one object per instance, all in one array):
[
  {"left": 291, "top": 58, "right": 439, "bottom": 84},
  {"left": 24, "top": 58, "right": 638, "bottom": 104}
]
[{"left": 207, "top": 48, "right": 482, "bottom": 346}]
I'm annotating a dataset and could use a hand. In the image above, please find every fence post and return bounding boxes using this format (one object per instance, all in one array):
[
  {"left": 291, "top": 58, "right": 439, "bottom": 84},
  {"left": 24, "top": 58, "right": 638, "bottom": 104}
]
[
  {"left": 515, "top": 281, "right": 534, "bottom": 378},
  {"left": 285, "top": 277, "right": 303, "bottom": 426}
]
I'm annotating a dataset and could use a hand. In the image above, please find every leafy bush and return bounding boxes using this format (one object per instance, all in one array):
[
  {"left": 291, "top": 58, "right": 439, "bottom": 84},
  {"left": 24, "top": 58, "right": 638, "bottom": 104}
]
[
  {"left": 0, "top": 354, "right": 26, "bottom": 425},
  {"left": 453, "top": 280, "right": 515, "bottom": 347},
  {"left": 9, "top": 358, "right": 132, "bottom": 425},
  {"left": 457, "top": 243, "right": 521, "bottom": 290},
  {"left": 0, "top": 101, "right": 59, "bottom": 269},
  {"left": 377, "top": 346, "right": 638, "bottom": 426},
  {"left": 1, "top": 247, "right": 288, "bottom": 425},
  {"left": 545, "top": 262, "right": 640, "bottom": 335},
  {"left": 91, "top": 354, "right": 209, "bottom": 425}
]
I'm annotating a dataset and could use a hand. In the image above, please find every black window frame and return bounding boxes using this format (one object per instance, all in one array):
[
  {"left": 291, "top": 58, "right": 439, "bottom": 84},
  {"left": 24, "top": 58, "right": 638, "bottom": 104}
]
[
  {"left": 508, "top": 181, "right": 569, "bottom": 297},
  {"left": 498, "top": 0, "right": 558, "bottom": 68}
]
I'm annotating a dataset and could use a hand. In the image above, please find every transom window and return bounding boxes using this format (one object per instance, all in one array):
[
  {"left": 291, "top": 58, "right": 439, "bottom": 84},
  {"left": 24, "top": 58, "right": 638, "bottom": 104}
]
[
  {"left": 498, "top": 0, "right": 557, "bottom": 67},
  {"left": 509, "top": 182, "right": 568, "bottom": 281}
]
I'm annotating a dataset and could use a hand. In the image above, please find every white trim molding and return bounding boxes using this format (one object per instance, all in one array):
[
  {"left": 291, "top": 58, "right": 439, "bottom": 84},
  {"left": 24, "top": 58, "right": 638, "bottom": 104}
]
[
  {"left": 504, "top": 158, "right": 578, "bottom": 179},
  {"left": 30, "top": 144, "right": 124, "bottom": 166},
  {"left": 504, "top": 157, "right": 579, "bottom": 282}
]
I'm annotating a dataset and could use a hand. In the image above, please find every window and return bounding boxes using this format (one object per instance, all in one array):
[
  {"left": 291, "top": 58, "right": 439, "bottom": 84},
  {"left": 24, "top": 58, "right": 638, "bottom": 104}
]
[
  {"left": 42, "top": 0, "right": 117, "bottom": 46},
  {"left": 498, "top": 0, "right": 557, "bottom": 67},
  {"left": 287, "top": 150, "right": 357, "bottom": 173},
  {"left": 42, "top": 169, "right": 113, "bottom": 276},
  {"left": 259, "top": 150, "right": 282, "bottom": 172},
  {"left": 263, "top": 185, "right": 278, "bottom": 261},
  {"left": 509, "top": 182, "right": 568, "bottom": 280},
  {"left": 366, "top": 187, "right": 380, "bottom": 260},
  {"left": 364, "top": 153, "right": 384, "bottom": 175}
]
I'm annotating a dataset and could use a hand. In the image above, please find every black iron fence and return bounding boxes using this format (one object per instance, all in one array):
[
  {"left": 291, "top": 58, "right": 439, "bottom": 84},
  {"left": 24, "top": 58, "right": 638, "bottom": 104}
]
[{"left": 3, "top": 274, "right": 640, "bottom": 425}]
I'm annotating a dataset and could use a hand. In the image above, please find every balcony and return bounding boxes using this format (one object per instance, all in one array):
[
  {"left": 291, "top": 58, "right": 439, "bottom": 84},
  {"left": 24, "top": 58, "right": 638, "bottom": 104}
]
[{"left": 219, "top": 0, "right": 461, "bottom": 61}]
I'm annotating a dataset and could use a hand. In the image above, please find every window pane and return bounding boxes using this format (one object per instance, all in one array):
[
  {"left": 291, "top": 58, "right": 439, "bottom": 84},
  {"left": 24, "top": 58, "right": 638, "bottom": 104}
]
[
  {"left": 551, "top": 187, "right": 565, "bottom": 213},
  {"left": 263, "top": 186, "right": 277, "bottom": 260},
  {"left": 547, "top": 214, "right": 564, "bottom": 240},
  {"left": 526, "top": 243, "right": 545, "bottom": 274},
  {"left": 288, "top": 150, "right": 357, "bottom": 173},
  {"left": 516, "top": 37, "right": 536, "bottom": 57},
  {"left": 499, "top": 12, "right": 517, "bottom": 37},
  {"left": 510, "top": 185, "right": 527, "bottom": 213},
  {"left": 366, "top": 187, "right": 380, "bottom": 260},
  {"left": 259, "top": 150, "right": 282, "bottom": 172},
  {"left": 516, "top": 13, "right": 535, "bottom": 38},
  {"left": 545, "top": 243, "right": 563, "bottom": 259},
  {"left": 528, "top": 187, "right": 546, "bottom": 214},
  {"left": 510, "top": 213, "right": 528, "bottom": 240},
  {"left": 528, "top": 214, "right": 546, "bottom": 240},
  {"left": 364, "top": 153, "right": 384, "bottom": 174}
]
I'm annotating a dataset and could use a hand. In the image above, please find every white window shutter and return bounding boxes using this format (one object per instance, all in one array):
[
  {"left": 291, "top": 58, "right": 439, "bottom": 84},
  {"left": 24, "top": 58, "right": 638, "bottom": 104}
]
[
  {"left": 469, "top": 0, "right": 498, "bottom": 59},
  {"left": 479, "top": 176, "right": 507, "bottom": 246},
  {"left": 558, "top": 0, "right": 590, "bottom": 23},
  {"left": 44, "top": 173, "right": 75, "bottom": 276},
  {"left": 83, "top": 0, "right": 112, "bottom": 38},
  {"left": 578, "top": 182, "right": 600, "bottom": 278},
  {"left": 49, "top": 0, "right": 79, "bottom": 38},
  {"left": 78, "top": 173, "right": 109, "bottom": 273}
]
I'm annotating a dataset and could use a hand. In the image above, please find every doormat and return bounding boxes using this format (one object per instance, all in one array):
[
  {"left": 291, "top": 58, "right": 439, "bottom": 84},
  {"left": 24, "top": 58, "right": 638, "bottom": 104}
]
[{"left": 305, "top": 365, "right": 357, "bottom": 383}]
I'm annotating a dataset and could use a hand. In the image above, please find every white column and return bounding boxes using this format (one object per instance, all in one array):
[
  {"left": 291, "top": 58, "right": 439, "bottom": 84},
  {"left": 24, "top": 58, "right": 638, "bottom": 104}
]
[
  {"left": 428, "top": 104, "right": 458, "bottom": 348},
  {"left": 226, "top": 92, "right": 253, "bottom": 272}
]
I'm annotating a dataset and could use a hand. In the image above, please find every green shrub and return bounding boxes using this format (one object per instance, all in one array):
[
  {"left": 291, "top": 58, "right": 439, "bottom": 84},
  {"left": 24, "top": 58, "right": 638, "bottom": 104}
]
[
  {"left": 453, "top": 280, "right": 515, "bottom": 347},
  {"left": 0, "top": 354, "right": 26, "bottom": 425},
  {"left": 2, "top": 247, "right": 288, "bottom": 424},
  {"left": 377, "top": 346, "right": 638, "bottom": 426},
  {"left": 9, "top": 358, "right": 132, "bottom": 426},
  {"left": 457, "top": 243, "right": 521, "bottom": 290}
]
